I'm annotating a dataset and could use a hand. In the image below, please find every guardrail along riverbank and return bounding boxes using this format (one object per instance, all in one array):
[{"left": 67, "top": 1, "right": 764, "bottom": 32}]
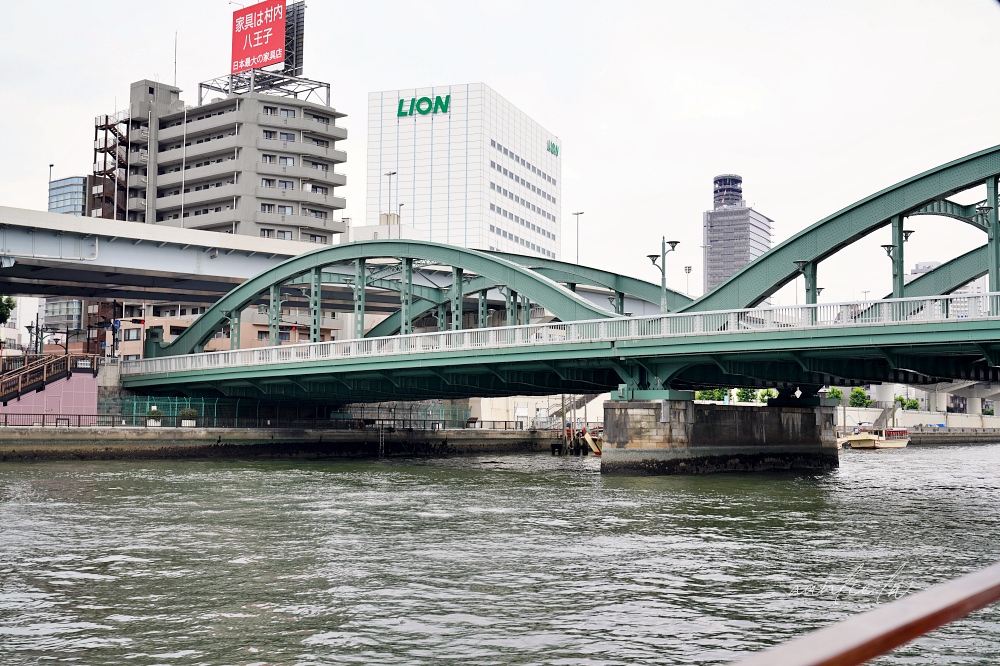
[{"left": 0, "top": 417, "right": 557, "bottom": 462}]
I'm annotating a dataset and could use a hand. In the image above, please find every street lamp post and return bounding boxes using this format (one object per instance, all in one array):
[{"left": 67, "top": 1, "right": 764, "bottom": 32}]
[
  {"left": 647, "top": 237, "right": 679, "bottom": 314},
  {"left": 572, "top": 212, "right": 584, "bottom": 264},
  {"left": 384, "top": 171, "right": 396, "bottom": 227},
  {"left": 684, "top": 266, "right": 692, "bottom": 295}
]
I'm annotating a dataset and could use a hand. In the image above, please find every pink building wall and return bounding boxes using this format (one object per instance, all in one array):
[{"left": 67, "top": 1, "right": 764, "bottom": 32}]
[{"left": 0, "top": 373, "right": 98, "bottom": 415}]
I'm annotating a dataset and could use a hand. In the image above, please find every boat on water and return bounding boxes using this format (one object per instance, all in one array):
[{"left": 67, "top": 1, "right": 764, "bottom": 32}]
[{"left": 838, "top": 427, "right": 910, "bottom": 449}]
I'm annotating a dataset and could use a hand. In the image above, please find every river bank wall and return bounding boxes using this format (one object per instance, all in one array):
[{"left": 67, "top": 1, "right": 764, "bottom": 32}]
[{"left": 0, "top": 427, "right": 559, "bottom": 462}]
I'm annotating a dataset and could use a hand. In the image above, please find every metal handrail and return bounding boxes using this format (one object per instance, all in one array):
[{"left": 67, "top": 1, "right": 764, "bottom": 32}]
[
  {"left": 728, "top": 561, "right": 1000, "bottom": 666},
  {"left": 122, "top": 292, "right": 1000, "bottom": 378}
]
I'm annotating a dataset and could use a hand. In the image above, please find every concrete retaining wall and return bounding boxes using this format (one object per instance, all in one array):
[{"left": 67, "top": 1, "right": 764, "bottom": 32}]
[{"left": 0, "top": 427, "right": 558, "bottom": 462}]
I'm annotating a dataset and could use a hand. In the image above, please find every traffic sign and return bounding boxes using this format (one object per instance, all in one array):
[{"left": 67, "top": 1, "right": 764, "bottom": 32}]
[{"left": 112, "top": 319, "right": 121, "bottom": 330}]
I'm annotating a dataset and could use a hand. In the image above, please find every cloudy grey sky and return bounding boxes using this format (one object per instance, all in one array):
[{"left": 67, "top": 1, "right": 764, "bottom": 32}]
[{"left": 3, "top": 0, "right": 999, "bottom": 304}]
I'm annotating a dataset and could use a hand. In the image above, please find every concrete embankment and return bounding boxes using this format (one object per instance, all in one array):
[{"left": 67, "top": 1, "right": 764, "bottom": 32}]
[
  {"left": 907, "top": 426, "right": 1000, "bottom": 445},
  {"left": 0, "top": 427, "right": 558, "bottom": 462}
]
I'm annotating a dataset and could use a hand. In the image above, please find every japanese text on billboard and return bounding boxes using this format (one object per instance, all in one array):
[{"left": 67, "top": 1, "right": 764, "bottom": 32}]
[{"left": 231, "top": 0, "right": 286, "bottom": 75}]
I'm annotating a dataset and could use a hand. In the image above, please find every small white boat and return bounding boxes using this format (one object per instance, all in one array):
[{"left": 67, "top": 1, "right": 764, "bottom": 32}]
[{"left": 842, "top": 427, "right": 909, "bottom": 449}]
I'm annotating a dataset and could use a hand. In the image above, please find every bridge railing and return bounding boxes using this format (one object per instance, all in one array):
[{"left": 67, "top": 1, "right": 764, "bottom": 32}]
[{"left": 121, "top": 292, "right": 1000, "bottom": 377}]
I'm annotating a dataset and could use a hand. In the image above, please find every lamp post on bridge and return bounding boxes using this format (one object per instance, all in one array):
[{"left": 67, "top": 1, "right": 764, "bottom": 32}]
[
  {"left": 572, "top": 211, "right": 584, "bottom": 264},
  {"left": 384, "top": 170, "right": 396, "bottom": 228},
  {"left": 882, "top": 227, "right": 914, "bottom": 298},
  {"left": 648, "top": 237, "right": 679, "bottom": 314}
]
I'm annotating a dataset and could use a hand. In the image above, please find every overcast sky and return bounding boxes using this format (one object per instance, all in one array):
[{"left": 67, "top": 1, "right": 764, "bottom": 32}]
[{"left": 4, "top": 0, "right": 1000, "bottom": 305}]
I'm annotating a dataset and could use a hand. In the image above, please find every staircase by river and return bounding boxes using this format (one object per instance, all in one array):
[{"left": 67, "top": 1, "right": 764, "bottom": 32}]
[{"left": 0, "top": 355, "right": 99, "bottom": 405}]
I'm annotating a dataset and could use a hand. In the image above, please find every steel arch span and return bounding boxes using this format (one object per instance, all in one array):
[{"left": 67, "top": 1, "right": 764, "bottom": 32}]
[
  {"left": 145, "top": 240, "right": 622, "bottom": 357},
  {"left": 684, "top": 144, "right": 1000, "bottom": 312},
  {"left": 364, "top": 251, "right": 684, "bottom": 338}
]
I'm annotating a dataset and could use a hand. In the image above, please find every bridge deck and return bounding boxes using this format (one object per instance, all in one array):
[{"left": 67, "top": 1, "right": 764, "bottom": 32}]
[{"left": 121, "top": 293, "right": 1000, "bottom": 401}]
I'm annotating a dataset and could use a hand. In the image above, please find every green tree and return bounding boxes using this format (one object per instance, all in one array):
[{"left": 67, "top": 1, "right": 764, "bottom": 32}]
[
  {"left": 0, "top": 296, "right": 15, "bottom": 326},
  {"left": 826, "top": 387, "right": 843, "bottom": 404},
  {"left": 736, "top": 387, "right": 757, "bottom": 403},
  {"left": 848, "top": 387, "right": 873, "bottom": 408},
  {"left": 696, "top": 388, "right": 728, "bottom": 401},
  {"left": 904, "top": 398, "right": 920, "bottom": 410},
  {"left": 759, "top": 388, "right": 777, "bottom": 403}
]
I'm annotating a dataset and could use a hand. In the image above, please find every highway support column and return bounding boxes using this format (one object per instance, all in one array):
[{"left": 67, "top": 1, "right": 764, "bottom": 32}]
[{"left": 602, "top": 388, "right": 839, "bottom": 475}]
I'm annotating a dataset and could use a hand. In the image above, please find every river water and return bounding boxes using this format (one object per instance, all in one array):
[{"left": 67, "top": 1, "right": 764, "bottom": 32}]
[{"left": 1, "top": 445, "right": 999, "bottom": 665}]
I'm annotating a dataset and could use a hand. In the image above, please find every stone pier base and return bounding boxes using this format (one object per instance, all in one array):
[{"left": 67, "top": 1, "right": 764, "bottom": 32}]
[{"left": 602, "top": 400, "right": 839, "bottom": 475}]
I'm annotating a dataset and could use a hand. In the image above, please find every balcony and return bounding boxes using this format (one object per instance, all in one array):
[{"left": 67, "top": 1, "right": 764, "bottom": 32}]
[
  {"left": 127, "top": 174, "right": 148, "bottom": 188},
  {"left": 256, "top": 113, "right": 348, "bottom": 141},
  {"left": 255, "top": 161, "right": 346, "bottom": 187},
  {"left": 157, "top": 110, "right": 244, "bottom": 142},
  {"left": 165, "top": 208, "right": 239, "bottom": 231},
  {"left": 155, "top": 159, "right": 236, "bottom": 188},
  {"left": 255, "top": 137, "right": 346, "bottom": 165},
  {"left": 255, "top": 186, "right": 345, "bottom": 209},
  {"left": 126, "top": 196, "right": 147, "bottom": 211},
  {"left": 254, "top": 212, "right": 347, "bottom": 236},
  {"left": 157, "top": 134, "right": 239, "bottom": 166},
  {"left": 298, "top": 142, "right": 347, "bottom": 164},
  {"left": 156, "top": 184, "right": 235, "bottom": 211},
  {"left": 241, "top": 310, "right": 342, "bottom": 328}
]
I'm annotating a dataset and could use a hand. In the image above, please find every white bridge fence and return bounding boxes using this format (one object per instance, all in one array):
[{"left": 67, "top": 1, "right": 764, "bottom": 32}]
[{"left": 121, "top": 292, "right": 1000, "bottom": 377}]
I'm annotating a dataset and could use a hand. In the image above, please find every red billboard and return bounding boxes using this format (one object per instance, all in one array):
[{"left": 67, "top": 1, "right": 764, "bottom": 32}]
[{"left": 231, "top": 0, "right": 286, "bottom": 75}]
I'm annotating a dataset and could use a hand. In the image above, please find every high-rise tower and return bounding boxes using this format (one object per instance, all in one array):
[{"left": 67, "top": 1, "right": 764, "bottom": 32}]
[{"left": 702, "top": 174, "right": 773, "bottom": 293}]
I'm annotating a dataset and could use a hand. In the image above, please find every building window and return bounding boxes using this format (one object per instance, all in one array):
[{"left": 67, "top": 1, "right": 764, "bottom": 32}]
[
  {"left": 123, "top": 328, "right": 141, "bottom": 341},
  {"left": 257, "top": 331, "right": 269, "bottom": 340},
  {"left": 278, "top": 332, "right": 290, "bottom": 341},
  {"left": 279, "top": 156, "right": 294, "bottom": 166},
  {"left": 308, "top": 234, "right": 327, "bottom": 243},
  {"left": 280, "top": 132, "right": 295, "bottom": 142},
  {"left": 260, "top": 228, "right": 274, "bottom": 238},
  {"left": 262, "top": 154, "right": 276, "bottom": 164},
  {"left": 261, "top": 203, "right": 275, "bottom": 213},
  {"left": 307, "top": 209, "right": 328, "bottom": 219},
  {"left": 278, "top": 180, "right": 294, "bottom": 190},
  {"left": 261, "top": 178, "right": 276, "bottom": 188},
  {"left": 263, "top": 130, "right": 277, "bottom": 139},
  {"left": 310, "top": 161, "right": 329, "bottom": 171},
  {"left": 277, "top": 205, "right": 293, "bottom": 215},
  {"left": 263, "top": 106, "right": 277, "bottom": 116},
  {"left": 312, "top": 138, "right": 329, "bottom": 148},
  {"left": 311, "top": 185, "right": 328, "bottom": 195},
  {"left": 280, "top": 109, "right": 296, "bottom": 118},
  {"left": 276, "top": 230, "right": 293, "bottom": 240}
]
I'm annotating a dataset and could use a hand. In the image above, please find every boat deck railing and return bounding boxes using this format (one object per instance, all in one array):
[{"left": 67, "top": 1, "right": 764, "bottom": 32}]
[{"left": 727, "top": 561, "right": 1000, "bottom": 665}]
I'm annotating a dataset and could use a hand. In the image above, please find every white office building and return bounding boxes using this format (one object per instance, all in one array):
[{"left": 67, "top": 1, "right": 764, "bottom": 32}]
[{"left": 367, "top": 83, "right": 561, "bottom": 258}]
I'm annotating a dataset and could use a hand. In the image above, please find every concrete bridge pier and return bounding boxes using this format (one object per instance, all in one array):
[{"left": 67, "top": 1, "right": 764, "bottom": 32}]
[{"left": 601, "top": 389, "right": 839, "bottom": 475}]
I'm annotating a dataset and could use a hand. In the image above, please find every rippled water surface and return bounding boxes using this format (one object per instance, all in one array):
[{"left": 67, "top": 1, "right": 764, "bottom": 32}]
[{"left": 2, "top": 445, "right": 1000, "bottom": 665}]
